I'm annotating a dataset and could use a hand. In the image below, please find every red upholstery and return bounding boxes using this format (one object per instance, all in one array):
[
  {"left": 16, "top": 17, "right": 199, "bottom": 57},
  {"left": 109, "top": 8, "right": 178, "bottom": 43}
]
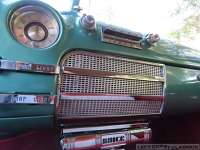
[{"left": 0, "top": 130, "right": 59, "bottom": 150}]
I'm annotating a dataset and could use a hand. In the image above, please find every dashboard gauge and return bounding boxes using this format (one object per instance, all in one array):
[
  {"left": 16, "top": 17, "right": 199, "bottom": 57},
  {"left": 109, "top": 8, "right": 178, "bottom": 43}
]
[{"left": 9, "top": 5, "right": 60, "bottom": 48}]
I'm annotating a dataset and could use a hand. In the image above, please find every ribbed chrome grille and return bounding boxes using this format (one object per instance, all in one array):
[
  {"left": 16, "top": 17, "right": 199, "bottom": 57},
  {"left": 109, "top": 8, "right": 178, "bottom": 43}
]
[
  {"left": 58, "top": 50, "right": 165, "bottom": 118},
  {"left": 61, "top": 75, "right": 163, "bottom": 95},
  {"left": 57, "top": 99, "right": 162, "bottom": 117},
  {"left": 63, "top": 53, "right": 164, "bottom": 77}
]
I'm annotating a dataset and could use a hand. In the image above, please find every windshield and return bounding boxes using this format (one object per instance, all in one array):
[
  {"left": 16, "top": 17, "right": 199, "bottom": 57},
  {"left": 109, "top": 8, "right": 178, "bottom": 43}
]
[
  {"left": 41, "top": 0, "right": 72, "bottom": 12},
  {"left": 79, "top": 0, "right": 200, "bottom": 50},
  {"left": 40, "top": 0, "right": 200, "bottom": 50}
]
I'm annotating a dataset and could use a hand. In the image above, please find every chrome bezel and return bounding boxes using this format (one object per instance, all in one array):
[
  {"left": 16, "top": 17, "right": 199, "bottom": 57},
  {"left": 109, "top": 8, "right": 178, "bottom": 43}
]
[
  {"left": 100, "top": 25, "right": 143, "bottom": 49},
  {"left": 9, "top": 5, "right": 60, "bottom": 48}
]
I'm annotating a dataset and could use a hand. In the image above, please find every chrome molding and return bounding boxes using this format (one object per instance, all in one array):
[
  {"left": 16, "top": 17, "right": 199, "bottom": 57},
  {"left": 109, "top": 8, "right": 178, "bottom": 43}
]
[
  {"left": 61, "top": 125, "right": 151, "bottom": 150},
  {"left": 0, "top": 59, "right": 59, "bottom": 74},
  {"left": 0, "top": 94, "right": 56, "bottom": 104},
  {"left": 102, "top": 34, "right": 142, "bottom": 49},
  {"left": 63, "top": 123, "right": 148, "bottom": 134},
  {"left": 109, "top": 74, "right": 164, "bottom": 82},
  {"left": 100, "top": 25, "right": 143, "bottom": 49}
]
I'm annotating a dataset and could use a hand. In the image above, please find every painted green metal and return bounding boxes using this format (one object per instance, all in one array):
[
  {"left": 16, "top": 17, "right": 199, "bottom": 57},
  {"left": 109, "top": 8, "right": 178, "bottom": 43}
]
[
  {"left": 164, "top": 66, "right": 200, "bottom": 115},
  {"left": 0, "top": 0, "right": 200, "bottom": 137},
  {"left": 0, "top": 115, "right": 54, "bottom": 137}
]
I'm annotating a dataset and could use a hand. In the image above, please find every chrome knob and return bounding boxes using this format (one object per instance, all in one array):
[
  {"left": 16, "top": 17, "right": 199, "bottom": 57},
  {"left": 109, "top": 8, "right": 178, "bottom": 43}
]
[
  {"left": 197, "top": 74, "right": 200, "bottom": 81},
  {"left": 80, "top": 14, "right": 96, "bottom": 30},
  {"left": 146, "top": 33, "right": 160, "bottom": 45}
]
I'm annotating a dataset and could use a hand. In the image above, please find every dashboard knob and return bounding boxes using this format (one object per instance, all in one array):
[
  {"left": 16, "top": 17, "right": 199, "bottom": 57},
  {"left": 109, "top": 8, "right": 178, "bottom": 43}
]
[
  {"left": 197, "top": 74, "right": 200, "bottom": 81},
  {"left": 80, "top": 14, "right": 96, "bottom": 30},
  {"left": 146, "top": 33, "right": 160, "bottom": 45}
]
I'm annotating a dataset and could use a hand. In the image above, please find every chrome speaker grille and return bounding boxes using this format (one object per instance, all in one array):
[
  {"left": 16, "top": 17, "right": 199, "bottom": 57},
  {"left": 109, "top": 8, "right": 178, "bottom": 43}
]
[
  {"left": 58, "top": 50, "right": 165, "bottom": 118},
  {"left": 58, "top": 99, "right": 162, "bottom": 117},
  {"left": 63, "top": 52, "right": 164, "bottom": 77},
  {"left": 61, "top": 75, "right": 163, "bottom": 95}
]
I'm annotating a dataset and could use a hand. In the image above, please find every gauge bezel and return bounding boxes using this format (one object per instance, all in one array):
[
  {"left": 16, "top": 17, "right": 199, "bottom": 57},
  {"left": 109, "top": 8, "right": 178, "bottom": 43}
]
[{"left": 8, "top": 3, "right": 62, "bottom": 49}]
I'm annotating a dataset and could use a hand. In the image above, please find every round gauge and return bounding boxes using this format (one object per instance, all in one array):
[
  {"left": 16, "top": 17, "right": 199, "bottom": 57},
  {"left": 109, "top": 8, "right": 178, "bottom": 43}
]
[{"left": 9, "top": 5, "right": 60, "bottom": 48}]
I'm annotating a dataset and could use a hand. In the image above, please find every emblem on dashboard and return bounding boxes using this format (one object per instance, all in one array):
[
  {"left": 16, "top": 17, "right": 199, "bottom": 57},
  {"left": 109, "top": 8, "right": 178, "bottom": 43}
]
[{"left": 0, "top": 59, "right": 59, "bottom": 74}]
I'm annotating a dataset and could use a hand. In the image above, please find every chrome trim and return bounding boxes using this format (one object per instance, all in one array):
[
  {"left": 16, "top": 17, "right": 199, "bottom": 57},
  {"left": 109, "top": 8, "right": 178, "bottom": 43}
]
[
  {"left": 109, "top": 74, "right": 164, "bottom": 82},
  {"left": 102, "top": 34, "right": 142, "bottom": 49},
  {"left": 61, "top": 126, "right": 151, "bottom": 150},
  {"left": 0, "top": 59, "right": 59, "bottom": 74},
  {"left": 101, "top": 25, "right": 143, "bottom": 49},
  {"left": 60, "top": 94, "right": 164, "bottom": 101},
  {"left": 160, "top": 61, "right": 167, "bottom": 114},
  {"left": 58, "top": 113, "right": 161, "bottom": 119},
  {"left": 61, "top": 94, "right": 135, "bottom": 101},
  {"left": 0, "top": 94, "right": 56, "bottom": 104},
  {"left": 62, "top": 123, "right": 148, "bottom": 134}
]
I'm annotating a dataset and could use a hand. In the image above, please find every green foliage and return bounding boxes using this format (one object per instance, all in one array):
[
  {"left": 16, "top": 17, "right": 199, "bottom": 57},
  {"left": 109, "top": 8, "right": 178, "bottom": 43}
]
[
  {"left": 183, "top": 0, "right": 200, "bottom": 9},
  {"left": 173, "top": 0, "right": 200, "bottom": 15},
  {"left": 170, "top": 0, "right": 200, "bottom": 41}
]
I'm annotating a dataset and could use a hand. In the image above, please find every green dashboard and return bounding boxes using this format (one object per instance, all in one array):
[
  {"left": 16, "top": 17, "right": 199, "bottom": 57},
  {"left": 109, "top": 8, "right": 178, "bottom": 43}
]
[{"left": 0, "top": 0, "right": 200, "bottom": 138}]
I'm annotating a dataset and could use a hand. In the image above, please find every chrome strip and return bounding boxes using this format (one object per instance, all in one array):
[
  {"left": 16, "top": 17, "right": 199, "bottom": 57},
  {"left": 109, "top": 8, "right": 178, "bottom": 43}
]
[
  {"left": 62, "top": 123, "right": 144, "bottom": 134},
  {"left": 59, "top": 113, "right": 161, "bottom": 119},
  {"left": 109, "top": 74, "right": 164, "bottom": 82},
  {"left": 160, "top": 62, "right": 167, "bottom": 114},
  {"left": 0, "top": 94, "right": 56, "bottom": 104},
  {"left": 0, "top": 59, "right": 59, "bottom": 74},
  {"left": 61, "top": 94, "right": 135, "bottom": 101},
  {"left": 60, "top": 94, "right": 164, "bottom": 101}
]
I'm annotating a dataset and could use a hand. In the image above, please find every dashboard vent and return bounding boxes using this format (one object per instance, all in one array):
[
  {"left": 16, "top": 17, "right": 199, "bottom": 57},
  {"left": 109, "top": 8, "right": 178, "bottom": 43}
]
[{"left": 101, "top": 25, "right": 143, "bottom": 49}]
